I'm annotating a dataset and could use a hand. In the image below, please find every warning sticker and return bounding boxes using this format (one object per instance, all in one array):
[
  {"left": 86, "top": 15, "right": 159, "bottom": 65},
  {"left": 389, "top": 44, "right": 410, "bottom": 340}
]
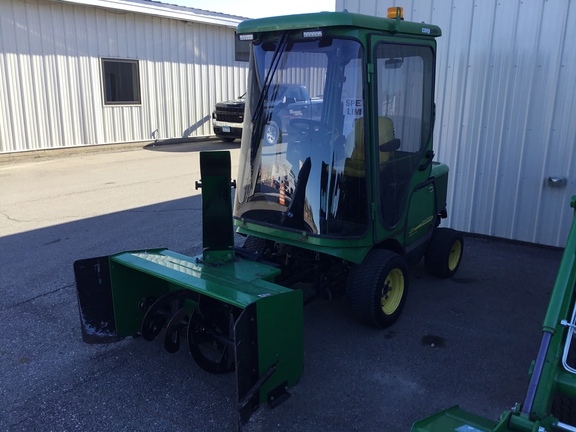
[{"left": 343, "top": 98, "right": 363, "bottom": 118}]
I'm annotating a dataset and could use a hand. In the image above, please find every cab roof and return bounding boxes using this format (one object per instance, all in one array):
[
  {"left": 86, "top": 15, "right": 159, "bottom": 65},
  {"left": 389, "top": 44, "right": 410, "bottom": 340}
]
[{"left": 236, "top": 11, "right": 441, "bottom": 38}]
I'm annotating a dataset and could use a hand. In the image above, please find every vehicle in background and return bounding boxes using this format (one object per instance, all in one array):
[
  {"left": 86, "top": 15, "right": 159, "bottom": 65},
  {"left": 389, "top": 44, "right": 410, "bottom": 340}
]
[
  {"left": 212, "top": 94, "right": 245, "bottom": 143},
  {"left": 212, "top": 85, "right": 320, "bottom": 144}
]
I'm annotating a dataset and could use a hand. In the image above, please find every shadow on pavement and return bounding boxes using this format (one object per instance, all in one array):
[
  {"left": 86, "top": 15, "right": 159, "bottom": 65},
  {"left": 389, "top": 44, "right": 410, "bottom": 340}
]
[
  {"left": 0, "top": 195, "right": 565, "bottom": 431},
  {"left": 144, "top": 137, "right": 240, "bottom": 153}
]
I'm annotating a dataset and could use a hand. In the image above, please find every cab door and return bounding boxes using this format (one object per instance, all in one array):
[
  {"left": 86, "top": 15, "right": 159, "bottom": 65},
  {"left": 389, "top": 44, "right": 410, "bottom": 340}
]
[{"left": 370, "top": 37, "right": 437, "bottom": 248}]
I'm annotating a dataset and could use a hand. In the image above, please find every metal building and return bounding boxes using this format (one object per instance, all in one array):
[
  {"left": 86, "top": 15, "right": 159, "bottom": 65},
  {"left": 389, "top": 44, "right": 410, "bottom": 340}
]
[
  {"left": 337, "top": 0, "right": 576, "bottom": 247},
  {"left": 0, "top": 0, "right": 248, "bottom": 153}
]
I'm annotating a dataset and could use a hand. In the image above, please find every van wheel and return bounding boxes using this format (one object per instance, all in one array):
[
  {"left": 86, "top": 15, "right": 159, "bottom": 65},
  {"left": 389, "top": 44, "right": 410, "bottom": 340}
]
[
  {"left": 425, "top": 228, "right": 463, "bottom": 278},
  {"left": 346, "top": 249, "right": 408, "bottom": 328}
]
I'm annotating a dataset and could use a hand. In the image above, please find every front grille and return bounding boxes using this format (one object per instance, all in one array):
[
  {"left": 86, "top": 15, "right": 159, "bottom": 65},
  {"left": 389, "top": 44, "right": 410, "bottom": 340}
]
[{"left": 215, "top": 106, "right": 244, "bottom": 123}]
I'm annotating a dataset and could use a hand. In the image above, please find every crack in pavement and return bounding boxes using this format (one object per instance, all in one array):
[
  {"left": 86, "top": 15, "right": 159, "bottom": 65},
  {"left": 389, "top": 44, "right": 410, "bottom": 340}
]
[
  {"left": 0, "top": 211, "right": 29, "bottom": 223},
  {"left": 2, "top": 284, "right": 74, "bottom": 312}
]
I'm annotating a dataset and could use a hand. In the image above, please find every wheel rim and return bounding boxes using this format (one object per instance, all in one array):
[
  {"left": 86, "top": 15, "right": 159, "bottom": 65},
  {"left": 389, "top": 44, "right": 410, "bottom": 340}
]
[
  {"left": 266, "top": 123, "right": 279, "bottom": 144},
  {"left": 448, "top": 240, "right": 462, "bottom": 271},
  {"left": 381, "top": 268, "right": 404, "bottom": 315}
]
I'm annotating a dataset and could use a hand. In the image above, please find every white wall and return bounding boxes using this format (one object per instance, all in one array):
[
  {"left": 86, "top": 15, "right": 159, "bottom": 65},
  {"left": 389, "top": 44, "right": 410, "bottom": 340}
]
[
  {"left": 0, "top": 0, "right": 248, "bottom": 152},
  {"left": 337, "top": 0, "right": 576, "bottom": 247}
]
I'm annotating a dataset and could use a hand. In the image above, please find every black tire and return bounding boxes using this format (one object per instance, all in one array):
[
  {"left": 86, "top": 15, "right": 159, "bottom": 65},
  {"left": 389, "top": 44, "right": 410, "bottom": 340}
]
[
  {"left": 220, "top": 137, "right": 236, "bottom": 143},
  {"left": 346, "top": 249, "right": 409, "bottom": 328},
  {"left": 425, "top": 228, "right": 464, "bottom": 278}
]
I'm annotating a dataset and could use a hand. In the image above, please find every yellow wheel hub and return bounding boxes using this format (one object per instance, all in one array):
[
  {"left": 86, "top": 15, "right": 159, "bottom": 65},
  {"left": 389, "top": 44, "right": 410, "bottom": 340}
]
[
  {"left": 448, "top": 240, "right": 462, "bottom": 271},
  {"left": 381, "top": 268, "right": 404, "bottom": 315}
]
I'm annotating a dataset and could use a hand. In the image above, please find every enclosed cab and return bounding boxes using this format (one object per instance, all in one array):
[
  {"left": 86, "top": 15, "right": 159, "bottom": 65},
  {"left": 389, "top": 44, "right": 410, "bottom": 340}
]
[{"left": 234, "top": 10, "right": 461, "bottom": 327}]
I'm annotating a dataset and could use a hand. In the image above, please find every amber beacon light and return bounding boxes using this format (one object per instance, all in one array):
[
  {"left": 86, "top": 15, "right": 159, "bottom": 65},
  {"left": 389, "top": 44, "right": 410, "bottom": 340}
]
[{"left": 387, "top": 6, "right": 404, "bottom": 19}]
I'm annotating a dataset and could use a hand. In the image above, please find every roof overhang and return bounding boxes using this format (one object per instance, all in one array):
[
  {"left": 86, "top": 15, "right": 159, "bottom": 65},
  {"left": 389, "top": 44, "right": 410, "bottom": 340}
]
[{"left": 54, "top": 0, "right": 246, "bottom": 28}]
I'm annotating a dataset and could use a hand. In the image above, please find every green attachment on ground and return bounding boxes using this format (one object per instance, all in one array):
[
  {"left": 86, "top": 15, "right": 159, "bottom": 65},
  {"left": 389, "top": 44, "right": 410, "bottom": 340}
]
[
  {"left": 76, "top": 247, "right": 303, "bottom": 426},
  {"left": 74, "top": 151, "right": 305, "bottom": 426}
]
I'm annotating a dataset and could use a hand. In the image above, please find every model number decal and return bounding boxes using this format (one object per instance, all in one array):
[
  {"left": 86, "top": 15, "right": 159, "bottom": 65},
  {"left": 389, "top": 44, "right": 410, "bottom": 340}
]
[
  {"left": 408, "top": 215, "right": 434, "bottom": 237},
  {"left": 422, "top": 28, "right": 431, "bottom": 34}
]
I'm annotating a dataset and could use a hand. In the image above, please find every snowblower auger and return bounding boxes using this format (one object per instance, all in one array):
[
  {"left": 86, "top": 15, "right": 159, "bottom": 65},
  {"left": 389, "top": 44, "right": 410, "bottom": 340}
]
[{"left": 74, "top": 151, "right": 303, "bottom": 426}]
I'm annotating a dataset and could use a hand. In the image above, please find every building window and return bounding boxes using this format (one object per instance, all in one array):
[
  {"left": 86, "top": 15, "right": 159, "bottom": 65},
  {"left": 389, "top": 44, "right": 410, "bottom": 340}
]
[
  {"left": 101, "top": 59, "right": 141, "bottom": 105},
  {"left": 235, "top": 38, "right": 250, "bottom": 62}
]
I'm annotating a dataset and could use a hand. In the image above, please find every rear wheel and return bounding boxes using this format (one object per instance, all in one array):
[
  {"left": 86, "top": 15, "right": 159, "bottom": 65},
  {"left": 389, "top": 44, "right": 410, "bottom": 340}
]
[
  {"left": 425, "top": 228, "right": 463, "bottom": 278},
  {"left": 346, "top": 249, "right": 409, "bottom": 328}
]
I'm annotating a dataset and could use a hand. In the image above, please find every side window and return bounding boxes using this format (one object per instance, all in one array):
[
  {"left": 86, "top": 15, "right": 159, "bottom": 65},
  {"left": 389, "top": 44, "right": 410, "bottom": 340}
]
[
  {"left": 375, "top": 45, "right": 432, "bottom": 153},
  {"left": 235, "top": 38, "right": 250, "bottom": 62},
  {"left": 374, "top": 43, "right": 434, "bottom": 226},
  {"left": 101, "top": 59, "right": 141, "bottom": 105}
]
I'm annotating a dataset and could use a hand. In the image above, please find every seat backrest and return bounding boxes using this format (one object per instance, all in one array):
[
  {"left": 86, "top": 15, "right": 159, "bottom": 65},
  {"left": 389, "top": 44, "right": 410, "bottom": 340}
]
[{"left": 344, "top": 117, "right": 395, "bottom": 176}]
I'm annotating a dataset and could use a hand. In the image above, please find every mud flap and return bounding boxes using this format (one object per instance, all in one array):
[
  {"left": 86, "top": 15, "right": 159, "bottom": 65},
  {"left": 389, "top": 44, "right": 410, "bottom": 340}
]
[{"left": 74, "top": 256, "right": 120, "bottom": 344}]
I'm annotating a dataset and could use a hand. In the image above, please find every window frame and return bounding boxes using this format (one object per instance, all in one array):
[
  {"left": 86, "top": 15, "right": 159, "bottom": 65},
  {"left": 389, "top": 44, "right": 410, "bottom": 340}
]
[
  {"left": 101, "top": 58, "right": 142, "bottom": 106},
  {"left": 235, "top": 37, "right": 250, "bottom": 62}
]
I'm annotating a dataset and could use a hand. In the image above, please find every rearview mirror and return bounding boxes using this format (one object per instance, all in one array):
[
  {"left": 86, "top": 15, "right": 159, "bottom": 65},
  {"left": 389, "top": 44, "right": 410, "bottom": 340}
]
[{"left": 385, "top": 58, "right": 403, "bottom": 69}]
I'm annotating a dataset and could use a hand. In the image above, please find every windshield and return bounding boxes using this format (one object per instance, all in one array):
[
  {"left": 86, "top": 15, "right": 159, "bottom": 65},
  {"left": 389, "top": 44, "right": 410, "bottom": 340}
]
[{"left": 234, "top": 37, "right": 367, "bottom": 237}]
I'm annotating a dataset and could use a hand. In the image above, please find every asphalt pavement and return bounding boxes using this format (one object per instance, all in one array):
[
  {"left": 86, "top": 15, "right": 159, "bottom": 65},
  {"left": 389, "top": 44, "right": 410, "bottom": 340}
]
[{"left": 0, "top": 139, "right": 564, "bottom": 432}]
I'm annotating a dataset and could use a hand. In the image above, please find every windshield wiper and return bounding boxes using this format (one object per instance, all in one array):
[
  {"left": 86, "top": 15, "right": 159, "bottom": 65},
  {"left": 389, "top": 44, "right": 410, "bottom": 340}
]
[{"left": 251, "top": 31, "right": 290, "bottom": 127}]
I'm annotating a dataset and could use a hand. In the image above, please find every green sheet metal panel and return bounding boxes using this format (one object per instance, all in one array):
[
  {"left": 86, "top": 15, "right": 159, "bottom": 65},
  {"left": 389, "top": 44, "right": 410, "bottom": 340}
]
[
  {"left": 109, "top": 248, "right": 287, "bottom": 336},
  {"left": 410, "top": 406, "right": 499, "bottom": 432},
  {"left": 431, "top": 162, "right": 449, "bottom": 214},
  {"left": 109, "top": 256, "right": 171, "bottom": 337},
  {"left": 111, "top": 250, "right": 285, "bottom": 306},
  {"left": 256, "top": 289, "right": 304, "bottom": 403}
]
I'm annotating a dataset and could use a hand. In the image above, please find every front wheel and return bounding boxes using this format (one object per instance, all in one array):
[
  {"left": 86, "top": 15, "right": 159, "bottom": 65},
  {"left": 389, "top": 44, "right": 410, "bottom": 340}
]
[
  {"left": 346, "top": 249, "right": 409, "bottom": 328},
  {"left": 265, "top": 120, "right": 281, "bottom": 145},
  {"left": 425, "top": 228, "right": 464, "bottom": 278}
]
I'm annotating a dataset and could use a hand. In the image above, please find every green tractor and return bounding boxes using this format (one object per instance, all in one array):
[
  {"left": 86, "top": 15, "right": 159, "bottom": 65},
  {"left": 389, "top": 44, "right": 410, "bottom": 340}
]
[{"left": 74, "top": 8, "right": 462, "bottom": 426}]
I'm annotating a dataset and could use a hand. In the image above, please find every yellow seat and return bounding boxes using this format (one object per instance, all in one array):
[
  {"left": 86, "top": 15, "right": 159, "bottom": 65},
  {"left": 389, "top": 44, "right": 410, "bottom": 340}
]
[{"left": 344, "top": 117, "right": 396, "bottom": 177}]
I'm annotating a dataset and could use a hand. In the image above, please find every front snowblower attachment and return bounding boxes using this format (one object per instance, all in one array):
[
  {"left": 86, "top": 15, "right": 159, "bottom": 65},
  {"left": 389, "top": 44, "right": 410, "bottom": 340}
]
[{"left": 74, "top": 151, "right": 303, "bottom": 426}]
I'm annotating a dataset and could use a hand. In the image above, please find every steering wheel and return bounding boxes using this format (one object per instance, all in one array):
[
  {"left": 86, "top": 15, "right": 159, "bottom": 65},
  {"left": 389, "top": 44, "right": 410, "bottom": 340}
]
[{"left": 289, "top": 119, "right": 334, "bottom": 142}]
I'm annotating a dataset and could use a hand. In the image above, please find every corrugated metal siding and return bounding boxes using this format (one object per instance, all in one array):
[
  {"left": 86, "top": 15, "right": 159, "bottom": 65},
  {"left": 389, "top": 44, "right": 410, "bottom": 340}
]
[
  {"left": 0, "top": 0, "right": 248, "bottom": 152},
  {"left": 337, "top": 0, "right": 576, "bottom": 246}
]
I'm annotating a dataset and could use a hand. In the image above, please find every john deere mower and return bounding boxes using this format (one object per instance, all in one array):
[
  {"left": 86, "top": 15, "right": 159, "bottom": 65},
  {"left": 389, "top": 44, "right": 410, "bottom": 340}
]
[{"left": 74, "top": 8, "right": 463, "bottom": 426}]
